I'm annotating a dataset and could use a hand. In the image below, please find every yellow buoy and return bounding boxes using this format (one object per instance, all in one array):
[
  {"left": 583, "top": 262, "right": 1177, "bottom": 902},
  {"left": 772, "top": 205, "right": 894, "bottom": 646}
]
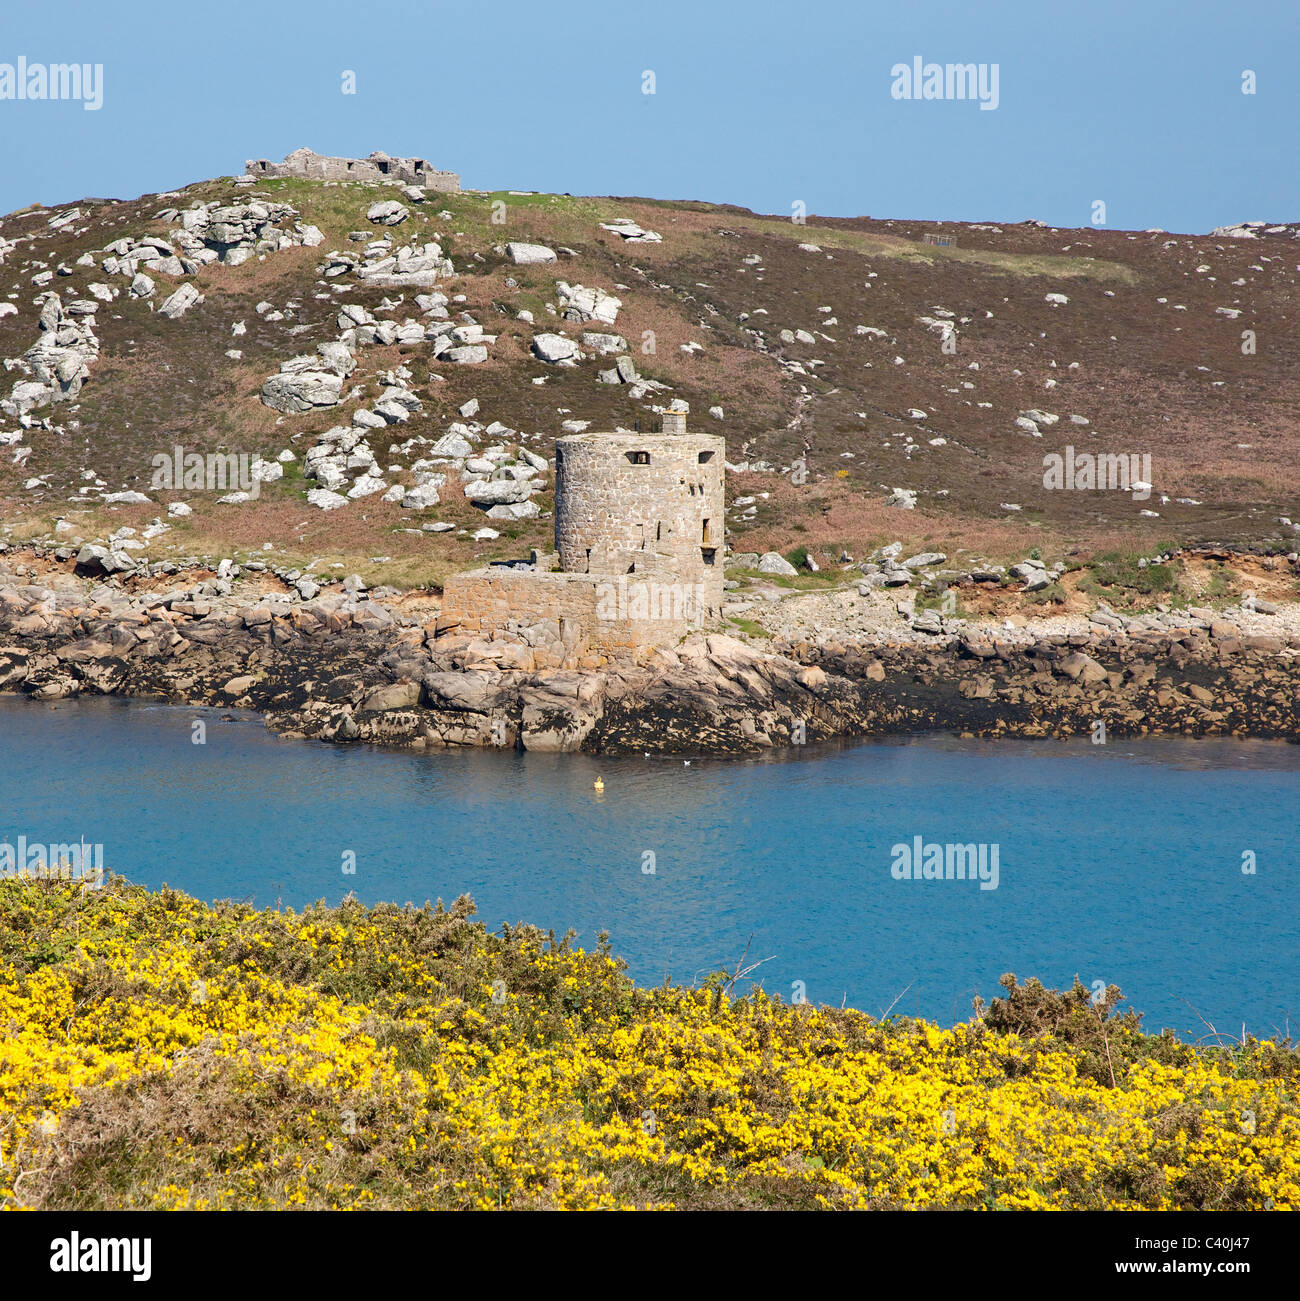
[{"left": 593, "top": 776, "right": 604, "bottom": 792}]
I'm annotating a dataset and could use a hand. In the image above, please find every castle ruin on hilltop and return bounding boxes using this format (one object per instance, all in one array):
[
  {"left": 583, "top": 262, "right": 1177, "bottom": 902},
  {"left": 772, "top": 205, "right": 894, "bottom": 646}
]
[
  {"left": 244, "top": 147, "right": 459, "bottom": 192},
  {"left": 441, "top": 403, "right": 726, "bottom": 652}
]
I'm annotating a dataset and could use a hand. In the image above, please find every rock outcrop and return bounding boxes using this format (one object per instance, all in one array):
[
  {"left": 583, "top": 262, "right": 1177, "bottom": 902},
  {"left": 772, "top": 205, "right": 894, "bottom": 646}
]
[{"left": 1, "top": 549, "right": 1297, "bottom": 756}]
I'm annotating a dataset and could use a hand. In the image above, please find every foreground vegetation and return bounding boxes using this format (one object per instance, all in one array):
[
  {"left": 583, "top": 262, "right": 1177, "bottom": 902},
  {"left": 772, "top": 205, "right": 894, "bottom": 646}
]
[{"left": 1, "top": 878, "right": 1295, "bottom": 1210}]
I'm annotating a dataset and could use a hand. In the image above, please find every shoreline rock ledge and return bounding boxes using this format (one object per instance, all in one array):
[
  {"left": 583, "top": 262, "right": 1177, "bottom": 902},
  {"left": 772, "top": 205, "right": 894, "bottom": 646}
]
[{"left": 1, "top": 555, "right": 1298, "bottom": 754}]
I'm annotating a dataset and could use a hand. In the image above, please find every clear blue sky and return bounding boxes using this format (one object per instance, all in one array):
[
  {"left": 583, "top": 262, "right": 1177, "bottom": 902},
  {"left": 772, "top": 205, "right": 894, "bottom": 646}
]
[{"left": 1, "top": 0, "right": 1294, "bottom": 234}]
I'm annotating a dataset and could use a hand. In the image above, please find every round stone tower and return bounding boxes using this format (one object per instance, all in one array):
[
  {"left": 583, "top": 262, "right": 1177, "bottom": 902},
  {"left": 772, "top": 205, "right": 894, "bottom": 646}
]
[{"left": 554, "top": 406, "right": 725, "bottom": 616}]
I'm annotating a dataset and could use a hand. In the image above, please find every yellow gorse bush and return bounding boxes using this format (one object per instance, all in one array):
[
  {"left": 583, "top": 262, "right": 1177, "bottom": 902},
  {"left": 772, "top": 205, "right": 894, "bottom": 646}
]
[{"left": 1, "top": 878, "right": 1295, "bottom": 1210}]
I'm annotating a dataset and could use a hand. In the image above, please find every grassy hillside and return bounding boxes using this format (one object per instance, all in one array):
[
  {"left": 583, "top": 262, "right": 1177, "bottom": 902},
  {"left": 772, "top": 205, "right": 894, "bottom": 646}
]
[{"left": 2, "top": 878, "right": 1295, "bottom": 1210}]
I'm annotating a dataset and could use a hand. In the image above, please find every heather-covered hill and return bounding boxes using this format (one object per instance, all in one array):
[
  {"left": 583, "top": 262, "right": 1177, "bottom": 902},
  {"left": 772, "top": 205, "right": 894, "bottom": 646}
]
[{"left": 0, "top": 169, "right": 1296, "bottom": 589}]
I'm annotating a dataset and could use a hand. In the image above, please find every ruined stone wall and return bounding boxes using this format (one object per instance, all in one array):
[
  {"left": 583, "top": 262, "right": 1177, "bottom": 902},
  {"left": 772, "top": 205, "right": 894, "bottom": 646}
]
[
  {"left": 244, "top": 149, "right": 459, "bottom": 192},
  {"left": 439, "top": 567, "right": 694, "bottom": 651},
  {"left": 554, "top": 431, "right": 726, "bottom": 618}
]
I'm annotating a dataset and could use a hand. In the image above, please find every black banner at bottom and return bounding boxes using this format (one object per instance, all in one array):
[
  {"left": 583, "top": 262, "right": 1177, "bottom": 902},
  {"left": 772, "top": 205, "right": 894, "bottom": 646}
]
[{"left": 0, "top": 1209, "right": 1278, "bottom": 1287}]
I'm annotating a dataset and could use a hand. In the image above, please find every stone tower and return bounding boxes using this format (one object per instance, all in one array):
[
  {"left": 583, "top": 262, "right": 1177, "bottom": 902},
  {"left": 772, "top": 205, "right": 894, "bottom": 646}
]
[
  {"left": 554, "top": 403, "right": 725, "bottom": 617},
  {"left": 439, "top": 402, "right": 727, "bottom": 650}
]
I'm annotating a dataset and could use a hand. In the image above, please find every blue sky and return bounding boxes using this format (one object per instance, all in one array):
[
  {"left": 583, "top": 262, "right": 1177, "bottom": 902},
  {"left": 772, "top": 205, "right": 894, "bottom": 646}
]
[{"left": 0, "top": 0, "right": 1293, "bottom": 233}]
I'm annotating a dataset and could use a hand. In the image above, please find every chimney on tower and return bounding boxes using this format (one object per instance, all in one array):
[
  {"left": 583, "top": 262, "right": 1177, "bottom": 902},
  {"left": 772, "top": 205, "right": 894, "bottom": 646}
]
[{"left": 662, "top": 400, "right": 689, "bottom": 435}]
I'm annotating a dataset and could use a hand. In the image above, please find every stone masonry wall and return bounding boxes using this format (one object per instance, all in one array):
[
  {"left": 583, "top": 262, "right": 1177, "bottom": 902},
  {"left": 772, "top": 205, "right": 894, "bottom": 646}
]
[
  {"left": 439, "top": 568, "right": 695, "bottom": 652},
  {"left": 554, "top": 431, "right": 726, "bottom": 618}
]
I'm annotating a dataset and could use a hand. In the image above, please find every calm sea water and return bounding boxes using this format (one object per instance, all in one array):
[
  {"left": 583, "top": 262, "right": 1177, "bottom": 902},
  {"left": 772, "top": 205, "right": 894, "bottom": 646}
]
[{"left": 1, "top": 695, "right": 1296, "bottom": 1038}]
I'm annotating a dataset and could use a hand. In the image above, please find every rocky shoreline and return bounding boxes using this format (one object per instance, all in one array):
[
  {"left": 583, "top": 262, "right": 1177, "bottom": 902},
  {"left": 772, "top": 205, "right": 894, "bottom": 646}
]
[{"left": 2, "top": 547, "right": 1298, "bottom": 754}]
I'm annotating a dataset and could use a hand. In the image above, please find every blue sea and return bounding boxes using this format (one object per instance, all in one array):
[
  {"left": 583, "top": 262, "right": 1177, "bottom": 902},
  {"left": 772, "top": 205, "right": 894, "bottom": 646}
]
[{"left": 1, "top": 694, "right": 1296, "bottom": 1038}]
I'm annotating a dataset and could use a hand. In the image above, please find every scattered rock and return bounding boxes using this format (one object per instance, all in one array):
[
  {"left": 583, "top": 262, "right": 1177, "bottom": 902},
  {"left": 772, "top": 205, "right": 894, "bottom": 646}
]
[
  {"left": 506, "top": 242, "right": 557, "bottom": 265},
  {"left": 757, "top": 551, "right": 798, "bottom": 576},
  {"left": 158, "top": 283, "right": 203, "bottom": 319},
  {"left": 532, "top": 332, "right": 579, "bottom": 364},
  {"left": 366, "top": 200, "right": 409, "bottom": 226}
]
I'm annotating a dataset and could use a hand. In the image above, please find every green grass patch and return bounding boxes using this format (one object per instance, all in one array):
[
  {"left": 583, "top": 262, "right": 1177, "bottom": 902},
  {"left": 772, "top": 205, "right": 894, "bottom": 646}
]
[
  {"left": 727, "top": 616, "right": 772, "bottom": 639},
  {"left": 732, "top": 566, "right": 846, "bottom": 592},
  {"left": 1026, "top": 581, "right": 1067, "bottom": 606},
  {"left": 915, "top": 589, "right": 967, "bottom": 618},
  {"left": 1203, "top": 566, "right": 1235, "bottom": 602},
  {"left": 1083, "top": 551, "right": 1181, "bottom": 597},
  {"left": 725, "top": 214, "right": 1140, "bottom": 285}
]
